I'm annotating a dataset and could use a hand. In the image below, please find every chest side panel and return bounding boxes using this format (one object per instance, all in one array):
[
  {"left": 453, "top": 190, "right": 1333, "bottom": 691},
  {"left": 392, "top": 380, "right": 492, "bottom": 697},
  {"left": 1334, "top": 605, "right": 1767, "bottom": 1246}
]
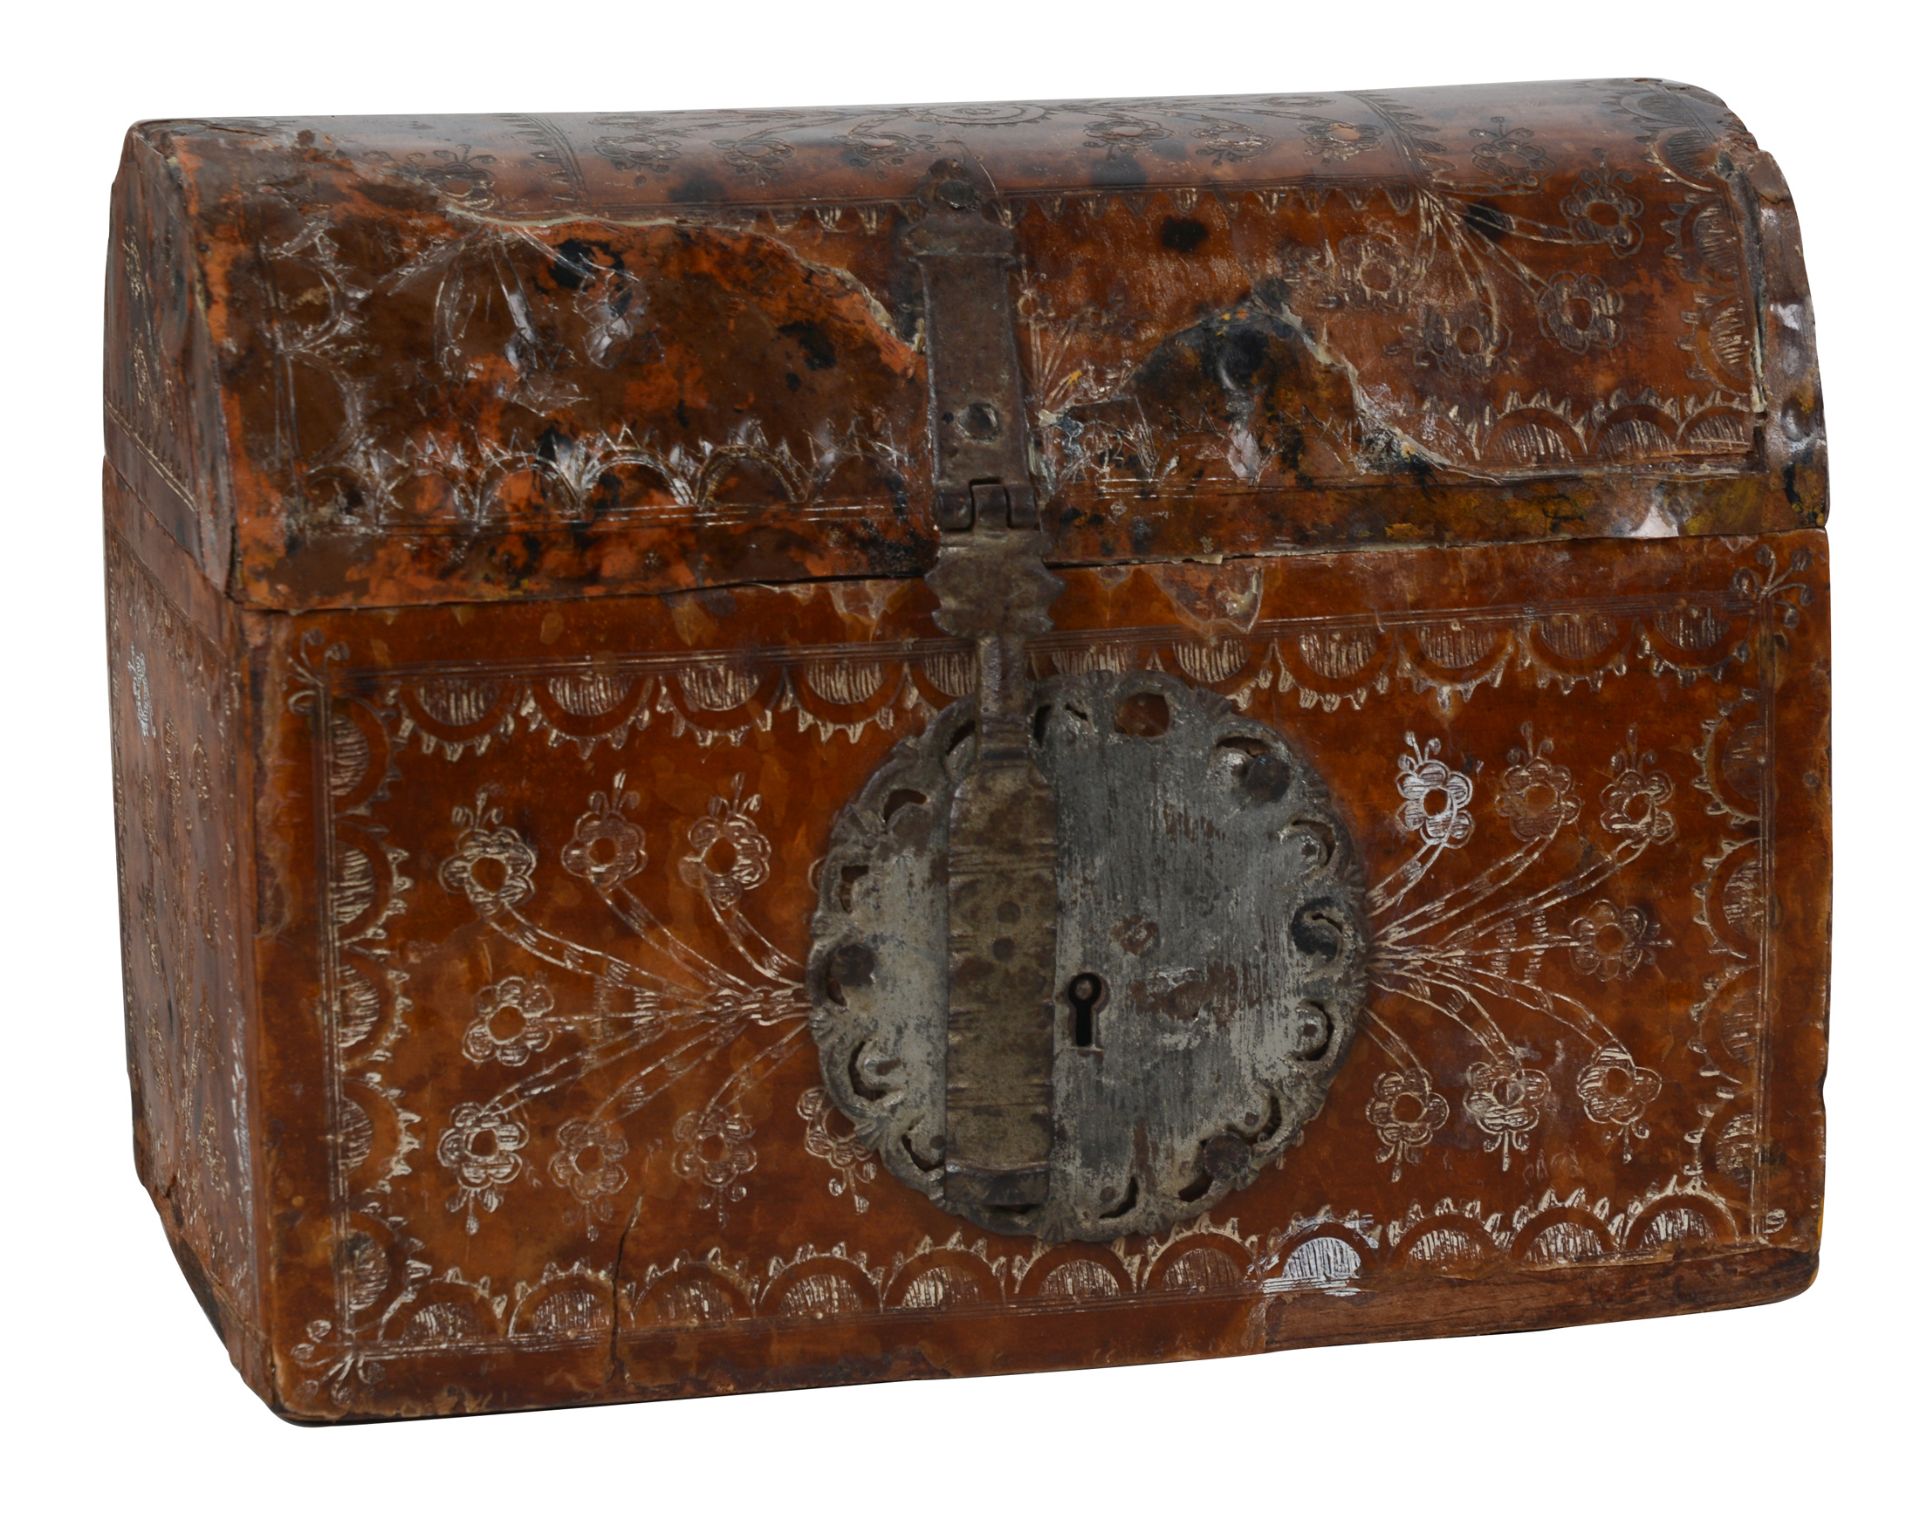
[{"left": 104, "top": 467, "right": 267, "bottom": 1389}]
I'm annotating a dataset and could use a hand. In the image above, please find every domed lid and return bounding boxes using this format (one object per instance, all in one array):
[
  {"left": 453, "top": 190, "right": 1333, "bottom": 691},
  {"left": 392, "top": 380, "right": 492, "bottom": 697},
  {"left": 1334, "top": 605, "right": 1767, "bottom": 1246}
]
[{"left": 104, "top": 79, "right": 1822, "bottom": 610}]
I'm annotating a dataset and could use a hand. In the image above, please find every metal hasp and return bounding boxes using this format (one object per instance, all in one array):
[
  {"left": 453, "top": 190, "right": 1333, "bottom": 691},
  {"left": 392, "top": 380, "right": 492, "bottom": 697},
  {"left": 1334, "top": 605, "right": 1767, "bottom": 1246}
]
[
  {"left": 807, "top": 159, "right": 1373, "bottom": 1241},
  {"left": 910, "top": 163, "right": 1062, "bottom": 1216}
]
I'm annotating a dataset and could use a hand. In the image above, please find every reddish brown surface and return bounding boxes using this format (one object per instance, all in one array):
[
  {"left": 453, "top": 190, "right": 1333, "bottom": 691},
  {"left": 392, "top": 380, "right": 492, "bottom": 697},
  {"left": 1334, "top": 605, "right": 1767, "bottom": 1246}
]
[{"left": 102, "top": 82, "right": 1830, "bottom": 1422}]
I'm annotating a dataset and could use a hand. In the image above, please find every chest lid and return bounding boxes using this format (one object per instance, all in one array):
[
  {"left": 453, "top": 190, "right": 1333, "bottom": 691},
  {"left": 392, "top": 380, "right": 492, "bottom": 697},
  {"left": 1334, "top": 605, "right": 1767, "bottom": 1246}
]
[{"left": 105, "top": 79, "right": 1823, "bottom": 613}]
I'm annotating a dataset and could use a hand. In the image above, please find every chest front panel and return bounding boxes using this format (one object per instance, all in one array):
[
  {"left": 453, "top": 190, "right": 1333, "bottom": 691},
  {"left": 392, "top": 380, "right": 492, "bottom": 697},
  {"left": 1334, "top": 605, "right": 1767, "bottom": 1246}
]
[{"left": 216, "top": 529, "right": 1827, "bottom": 1415}]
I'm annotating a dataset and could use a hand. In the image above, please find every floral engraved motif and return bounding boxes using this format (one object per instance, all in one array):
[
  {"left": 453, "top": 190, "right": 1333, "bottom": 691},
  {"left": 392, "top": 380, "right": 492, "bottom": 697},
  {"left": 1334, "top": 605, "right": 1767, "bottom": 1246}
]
[
  {"left": 1464, "top": 1060, "right": 1552, "bottom": 1170},
  {"left": 673, "top": 1107, "right": 757, "bottom": 1215},
  {"left": 1576, "top": 1045, "right": 1662, "bottom": 1153},
  {"left": 1301, "top": 118, "right": 1382, "bottom": 161},
  {"left": 837, "top": 121, "right": 937, "bottom": 168},
  {"left": 1537, "top": 272, "right": 1624, "bottom": 354},
  {"left": 1469, "top": 117, "right": 1549, "bottom": 188},
  {"left": 561, "top": 775, "right": 646, "bottom": 890},
  {"left": 1084, "top": 114, "right": 1172, "bottom": 155},
  {"left": 439, "top": 794, "right": 536, "bottom": 915},
  {"left": 910, "top": 102, "right": 1051, "bottom": 127},
  {"left": 1367, "top": 1068, "right": 1450, "bottom": 1178},
  {"left": 1494, "top": 727, "right": 1581, "bottom": 841},
  {"left": 1560, "top": 164, "right": 1644, "bottom": 254},
  {"left": 1186, "top": 116, "right": 1273, "bottom": 165},
  {"left": 381, "top": 146, "right": 498, "bottom": 208},
  {"left": 1411, "top": 303, "right": 1508, "bottom": 379},
  {"left": 438, "top": 1103, "right": 529, "bottom": 1233},
  {"left": 597, "top": 132, "right": 683, "bottom": 176},
  {"left": 1395, "top": 735, "right": 1475, "bottom": 849},
  {"left": 798, "top": 1086, "right": 879, "bottom": 1213},
  {"left": 462, "top": 977, "right": 558, "bottom": 1067},
  {"left": 590, "top": 115, "right": 689, "bottom": 178},
  {"left": 714, "top": 135, "right": 794, "bottom": 183},
  {"left": 1600, "top": 733, "right": 1677, "bottom": 846},
  {"left": 548, "top": 1118, "right": 630, "bottom": 1238},
  {"left": 1335, "top": 233, "right": 1411, "bottom": 309},
  {"left": 1570, "top": 900, "right": 1660, "bottom": 981},
  {"left": 680, "top": 777, "right": 772, "bottom": 911},
  {"left": 1365, "top": 705, "right": 1715, "bottom": 1181}
]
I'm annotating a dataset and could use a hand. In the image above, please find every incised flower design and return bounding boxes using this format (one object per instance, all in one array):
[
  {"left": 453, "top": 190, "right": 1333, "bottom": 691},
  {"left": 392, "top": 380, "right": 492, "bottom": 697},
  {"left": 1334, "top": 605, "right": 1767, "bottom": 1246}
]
[
  {"left": 1464, "top": 1059, "right": 1552, "bottom": 1170},
  {"left": 1395, "top": 735, "right": 1475, "bottom": 849},
  {"left": 438, "top": 1103, "right": 529, "bottom": 1233},
  {"left": 561, "top": 775, "right": 646, "bottom": 890},
  {"left": 548, "top": 1118, "right": 630, "bottom": 1237},
  {"left": 1537, "top": 272, "right": 1623, "bottom": 354},
  {"left": 680, "top": 777, "right": 772, "bottom": 910},
  {"left": 1576, "top": 1044, "right": 1661, "bottom": 1153},
  {"left": 673, "top": 1106, "right": 757, "bottom": 1215},
  {"left": 1469, "top": 116, "right": 1549, "bottom": 187},
  {"left": 1301, "top": 118, "right": 1381, "bottom": 161},
  {"left": 440, "top": 793, "right": 536, "bottom": 915},
  {"left": 1570, "top": 899, "right": 1660, "bottom": 981},
  {"left": 462, "top": 977, "right": 557, "bottom": 1068},
  {"left": 1494, "top": 726, "right": 1581, "bottom": 841},
  {"left": 1413, "top": 303, "right": 1508, "bottom": 379},
  {"left": 1600, "top": 732, "right": 1677, "bottom": 846},
  {"left": 1560, "top": 164, "right": 1644, "bottom": 254},
  {"left": 1367, "top": 1067, "right": 1451, "bottom": 1178}
]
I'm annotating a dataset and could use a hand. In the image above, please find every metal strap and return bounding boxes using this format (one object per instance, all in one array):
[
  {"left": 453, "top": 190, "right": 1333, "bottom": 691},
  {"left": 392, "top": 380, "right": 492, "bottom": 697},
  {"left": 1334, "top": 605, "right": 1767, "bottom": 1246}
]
[{"left": 909, "top": 166, "right": 1061, "bottom": 1210}]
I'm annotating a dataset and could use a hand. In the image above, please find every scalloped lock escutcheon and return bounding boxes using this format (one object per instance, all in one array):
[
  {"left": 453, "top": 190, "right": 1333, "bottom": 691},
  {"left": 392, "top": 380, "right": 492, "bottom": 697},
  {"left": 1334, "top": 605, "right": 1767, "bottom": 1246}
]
[{"left": 809, "top": 671, "right": 1371, "bottom": 1240}]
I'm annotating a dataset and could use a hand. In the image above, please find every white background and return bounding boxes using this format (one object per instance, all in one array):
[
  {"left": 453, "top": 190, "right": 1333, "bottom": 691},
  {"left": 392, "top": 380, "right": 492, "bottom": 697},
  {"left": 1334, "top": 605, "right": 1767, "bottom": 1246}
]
[{"left": 3, "top": 3, "right": 1908, "bottom": 1526}]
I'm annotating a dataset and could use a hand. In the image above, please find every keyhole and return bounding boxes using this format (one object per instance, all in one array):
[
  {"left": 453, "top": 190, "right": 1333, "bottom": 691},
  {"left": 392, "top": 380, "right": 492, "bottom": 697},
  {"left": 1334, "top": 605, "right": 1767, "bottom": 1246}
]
[{"left": 1067, "top": 973, "right": 1105, "bottom": 1048}]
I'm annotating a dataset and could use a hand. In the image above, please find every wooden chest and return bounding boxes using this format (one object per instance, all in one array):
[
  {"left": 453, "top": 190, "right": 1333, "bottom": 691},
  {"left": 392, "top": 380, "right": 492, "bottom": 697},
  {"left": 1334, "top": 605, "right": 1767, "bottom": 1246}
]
[{"left": 103, "top": 79, "right": 1829, "bottom": 1421}]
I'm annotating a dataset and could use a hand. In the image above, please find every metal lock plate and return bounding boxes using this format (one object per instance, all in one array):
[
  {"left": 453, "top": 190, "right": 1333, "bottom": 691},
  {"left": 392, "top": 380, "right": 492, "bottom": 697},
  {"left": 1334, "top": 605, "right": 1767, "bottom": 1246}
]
[{"left": 808, "top": 671, "right": 1370, "bottom": 1241}]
